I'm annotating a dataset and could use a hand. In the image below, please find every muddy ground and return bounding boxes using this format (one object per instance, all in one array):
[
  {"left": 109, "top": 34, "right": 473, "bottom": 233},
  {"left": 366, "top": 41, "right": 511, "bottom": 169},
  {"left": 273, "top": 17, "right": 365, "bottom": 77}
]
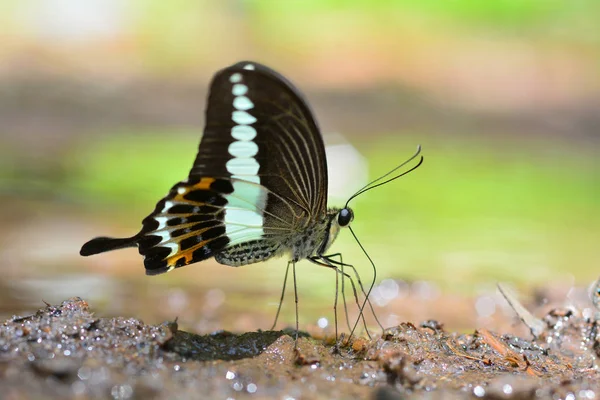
[{"left": 1, "top": 296, "right": 599, "bottom": 400}]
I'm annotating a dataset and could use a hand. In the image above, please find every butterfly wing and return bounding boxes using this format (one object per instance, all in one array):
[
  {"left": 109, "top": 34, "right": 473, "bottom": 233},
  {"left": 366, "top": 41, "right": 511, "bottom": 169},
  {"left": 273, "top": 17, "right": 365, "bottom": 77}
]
[
  {"left": 191, "top": 61, "right": 329, "bottom": 218},
  {"left": 81, "top": 61, "right": 329, "bottom": 275}
]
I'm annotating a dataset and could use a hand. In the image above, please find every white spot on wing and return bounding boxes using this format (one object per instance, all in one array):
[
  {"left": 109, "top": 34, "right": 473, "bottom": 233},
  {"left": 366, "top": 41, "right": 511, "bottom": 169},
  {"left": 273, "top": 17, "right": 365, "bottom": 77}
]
[
  {"left": 231, "top": 125, "right": 257, "bottom": 141},
  {"left": 223, "top": 179, "right": 267, "bottom": 243},
  {"left": 154, "top": 230, "right": 171, "bottom": 243},
  {"left": 177, "top": 187, "right": 186, "bottom": 195},
  {"left": 155, "top": 217, "right": 169, "bottom": 230},
  {"left": 225, "top": 158, "right": 260, "bottom": 176},
  {"left": 225, "top": 208, "right": 262, "bottom": 226},
  {"left": 243, "top": 64, "right": 255, "bottom": 70},
  {"left": 232, "top": 83, "right": 248, "bottom": 96},
  {"left": 228, "top": 141, "right": 259, "bottom": 158},
  {"left": 226, "top": 180, "right": 268, "bottom": 210},
  {"left": 163, "top": 201, "right": 174, "bottom": 213},
  {"left": 233, "top": 96, "right": 254, "bottom": 111},
  {"left": 232, "top": 110, "right": 257, "bottom": 125},
  {"left": 228, "top": 71, "right": 260, "bottom": 185}
]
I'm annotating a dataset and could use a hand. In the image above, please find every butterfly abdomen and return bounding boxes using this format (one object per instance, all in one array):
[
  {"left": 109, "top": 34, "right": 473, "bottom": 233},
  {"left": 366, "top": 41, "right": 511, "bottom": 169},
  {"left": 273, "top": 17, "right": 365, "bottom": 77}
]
[
  {"left": 215, "top": 240, "right": 281, "bottom": 267},
  {"left": 80, "top": 236, "right": 137, "bottom": 256}
]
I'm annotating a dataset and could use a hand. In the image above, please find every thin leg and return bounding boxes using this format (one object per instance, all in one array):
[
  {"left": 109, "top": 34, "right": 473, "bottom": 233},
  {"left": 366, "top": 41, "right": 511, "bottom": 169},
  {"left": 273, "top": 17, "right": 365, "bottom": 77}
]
[
  {"left": 324, "top": 255, "right": 384, "bottom": 337},
  {"left": 333, "top": 259, "right": 339, "bottom": 344},
  {"left": 309, "top": 257, "right": 368, "bottom": 341},
  {"left": 292, "top": 261, "right": 299, "bottom": 344},
  {"left": 329, "top": 253, "right": 351, "bottom": 332},
  {"left": 271, "top": 261, "right": 292, "bottom": 331}
]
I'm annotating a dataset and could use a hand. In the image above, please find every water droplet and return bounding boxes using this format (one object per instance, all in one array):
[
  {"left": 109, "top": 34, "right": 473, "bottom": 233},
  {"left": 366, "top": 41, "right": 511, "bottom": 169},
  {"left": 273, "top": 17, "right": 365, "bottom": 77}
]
[
  {"left": 317, "top": 317, "right": 328, "bottom": 329},
  {"left": 78, "top": 366, "right": 91, "bottom": 380},
  {"left": 247, "top": 383, "right": 257, "bottom": 393},
  {"left": 225, "top": 370, "right": 235, "bottom": 380},
  {"left": 502, "top": 384, "right": 513, "bottom": 395},
  {"left": 372, "top": 279, "right": 402, "bottom": 306},
  {"left": 111, "top": 384, "right": 133, "bottom": 399},
  {"left": 233, "top": 382, "right": 244, "bottom": 391},
  {"left": 473, "top": 386, "right": 485, "bottom": 397},
  {"left": 580, "top": 390, "right": 596, "bottom": 399}
]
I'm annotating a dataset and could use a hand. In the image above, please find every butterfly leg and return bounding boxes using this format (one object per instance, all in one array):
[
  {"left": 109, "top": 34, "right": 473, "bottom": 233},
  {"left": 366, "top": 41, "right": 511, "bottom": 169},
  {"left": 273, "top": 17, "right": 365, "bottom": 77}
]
[
  {"left": 324, "top": 253, "right": 352, "bottom": 333},
  {"left": 317, "top": 256, "right": 341, "bottom": 352},
  {"left": 313, "top": 255, "right": 363, "bottom": 342},
  {"left": 292, "top": 260, "right": 300, "bottom": 346},
  {"left": 334, "top": 259, "right": 340, "bottom": 348},
  {"left": 309, "top": 257, "right": 364, "bottom": 349},
  {"left": 322, "top": 254, "right": 385, "bottom": 337},
  {"left": 271, "top": 261, "right": 292, "bottom": 331}
]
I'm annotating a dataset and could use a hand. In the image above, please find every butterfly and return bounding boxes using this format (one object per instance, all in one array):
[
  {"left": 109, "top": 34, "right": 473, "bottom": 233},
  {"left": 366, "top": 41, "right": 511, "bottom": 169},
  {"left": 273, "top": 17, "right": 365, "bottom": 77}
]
[{"left": 80, "top": 61, "right": 423, "bottom": 338}]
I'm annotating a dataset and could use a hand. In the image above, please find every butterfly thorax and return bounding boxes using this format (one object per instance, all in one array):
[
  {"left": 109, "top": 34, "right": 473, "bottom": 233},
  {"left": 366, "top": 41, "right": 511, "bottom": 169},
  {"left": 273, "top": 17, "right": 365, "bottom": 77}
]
[{"left": 285, "top": 207, "right": 342, "bottom": 262}]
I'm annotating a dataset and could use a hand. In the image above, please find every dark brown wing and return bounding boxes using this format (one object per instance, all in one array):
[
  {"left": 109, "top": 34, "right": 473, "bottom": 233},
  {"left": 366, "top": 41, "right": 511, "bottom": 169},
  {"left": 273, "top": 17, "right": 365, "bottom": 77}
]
[{"left": 191, "top": 61, "right": 329, "bottom": 220}]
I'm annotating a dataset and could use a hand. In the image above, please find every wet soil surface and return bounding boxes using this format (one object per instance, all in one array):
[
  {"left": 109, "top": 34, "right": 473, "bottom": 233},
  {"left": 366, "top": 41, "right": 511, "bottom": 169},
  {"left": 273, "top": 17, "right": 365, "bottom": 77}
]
[{"left": 2, "top": 298, "right": 599, "bottom": 399}]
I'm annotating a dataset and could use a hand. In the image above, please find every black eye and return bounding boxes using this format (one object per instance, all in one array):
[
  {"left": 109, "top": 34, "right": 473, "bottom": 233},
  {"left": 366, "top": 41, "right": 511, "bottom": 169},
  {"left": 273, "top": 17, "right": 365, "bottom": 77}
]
[{"left": 338, "top": 208, "right": 353, "bottom": 227}]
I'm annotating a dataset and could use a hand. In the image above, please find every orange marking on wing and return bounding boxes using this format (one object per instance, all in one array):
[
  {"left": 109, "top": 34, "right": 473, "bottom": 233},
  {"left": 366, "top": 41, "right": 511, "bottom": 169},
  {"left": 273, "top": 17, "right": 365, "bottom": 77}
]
[
  {"left": 165, "top": 238, "right": 212, "bottom": 267},
  {"left": 193, "top": 177, "right": 216, "bottom": 190},
  {"left": 173, "top": 177, "right": 216, "bottom": 202}
]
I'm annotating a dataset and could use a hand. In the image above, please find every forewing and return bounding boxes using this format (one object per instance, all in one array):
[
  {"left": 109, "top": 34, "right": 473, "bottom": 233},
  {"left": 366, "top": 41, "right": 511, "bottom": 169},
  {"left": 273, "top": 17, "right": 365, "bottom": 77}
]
[{"left": 190, "top": 61, "right": 329, "bottom": 221}]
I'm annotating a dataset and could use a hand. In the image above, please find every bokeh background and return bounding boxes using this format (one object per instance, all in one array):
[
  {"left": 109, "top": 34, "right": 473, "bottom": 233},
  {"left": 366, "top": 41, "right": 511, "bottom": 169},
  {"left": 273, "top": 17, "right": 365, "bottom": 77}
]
[{"left": 1, "top": 0, "right": 598, "bottom": 334}]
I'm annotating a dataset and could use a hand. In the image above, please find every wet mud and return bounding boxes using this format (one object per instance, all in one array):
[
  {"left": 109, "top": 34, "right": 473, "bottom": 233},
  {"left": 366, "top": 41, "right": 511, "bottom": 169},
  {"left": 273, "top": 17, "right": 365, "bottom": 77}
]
[{"left": 2, "top": 297, "right": 599, "bottom": 400}]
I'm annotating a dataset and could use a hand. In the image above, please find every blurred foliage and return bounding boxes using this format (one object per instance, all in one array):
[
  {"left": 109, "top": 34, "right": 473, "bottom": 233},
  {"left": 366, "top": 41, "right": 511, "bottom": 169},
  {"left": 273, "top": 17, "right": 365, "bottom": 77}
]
[
  {"left": 2, "top": 0, "right": 598, "bottom": 75},
  {"left": 253, "top": 0, "right": 598, "bottom": 34},
  {"left": 50, "top": 130, "right": 598, "bottom": 294}
]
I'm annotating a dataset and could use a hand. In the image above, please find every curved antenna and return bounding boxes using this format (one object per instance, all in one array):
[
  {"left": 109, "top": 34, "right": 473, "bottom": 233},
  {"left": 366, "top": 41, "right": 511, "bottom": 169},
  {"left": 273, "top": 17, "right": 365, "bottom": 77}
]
[{"left": 345, "top": 145, "right": 423, "bottom": 208}]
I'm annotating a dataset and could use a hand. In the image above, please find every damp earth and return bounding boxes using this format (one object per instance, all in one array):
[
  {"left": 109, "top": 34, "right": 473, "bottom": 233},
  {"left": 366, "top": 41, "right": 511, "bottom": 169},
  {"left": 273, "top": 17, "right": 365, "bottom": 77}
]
[{"left": 2, "top": 293, "right": 600, "bottom": 400}]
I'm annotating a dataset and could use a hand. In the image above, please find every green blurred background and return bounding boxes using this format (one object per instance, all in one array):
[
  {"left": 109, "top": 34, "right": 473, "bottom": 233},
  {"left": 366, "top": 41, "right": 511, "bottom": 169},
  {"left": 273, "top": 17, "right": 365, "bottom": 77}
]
[{"left": 0, "top": 0, "right": 598, "bottom": 332}]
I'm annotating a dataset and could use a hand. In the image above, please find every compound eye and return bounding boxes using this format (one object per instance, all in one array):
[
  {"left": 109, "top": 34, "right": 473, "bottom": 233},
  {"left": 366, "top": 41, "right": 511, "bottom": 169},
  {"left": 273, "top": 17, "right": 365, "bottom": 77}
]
[{"left": 337, "top": 208, "right": 353, "bottom": 227}]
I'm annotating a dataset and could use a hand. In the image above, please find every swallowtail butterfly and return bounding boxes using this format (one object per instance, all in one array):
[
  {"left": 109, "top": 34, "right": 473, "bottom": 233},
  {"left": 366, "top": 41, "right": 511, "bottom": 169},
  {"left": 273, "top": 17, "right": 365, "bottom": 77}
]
[{"left": 80, "top": 61, "right": 423, "bottom": 337}]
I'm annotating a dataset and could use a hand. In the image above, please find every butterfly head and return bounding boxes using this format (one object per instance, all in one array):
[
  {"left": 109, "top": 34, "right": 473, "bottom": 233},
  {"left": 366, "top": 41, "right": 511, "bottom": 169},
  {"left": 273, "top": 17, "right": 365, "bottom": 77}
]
[
  {"left": 315, "top": 207, "right": 354, "bottom": 256},
  {"left": 337, "top": 207, "right": 354, "bottom": 227}
]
